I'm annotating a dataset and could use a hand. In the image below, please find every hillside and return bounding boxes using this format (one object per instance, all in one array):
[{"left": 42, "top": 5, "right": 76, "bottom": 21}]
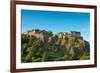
[{"left": 21, "top": 29, "right": 90, "bottom": 62}]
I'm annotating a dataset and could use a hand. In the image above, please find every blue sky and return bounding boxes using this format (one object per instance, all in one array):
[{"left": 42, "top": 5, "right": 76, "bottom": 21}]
[{"left": 21, "top": 9, "right": 90, "bottom": 42}]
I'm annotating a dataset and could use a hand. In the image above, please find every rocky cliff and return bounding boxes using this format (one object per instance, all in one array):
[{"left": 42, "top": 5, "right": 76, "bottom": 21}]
[{"left": 22, "top": 29, "right": 90, "bottom": 62}]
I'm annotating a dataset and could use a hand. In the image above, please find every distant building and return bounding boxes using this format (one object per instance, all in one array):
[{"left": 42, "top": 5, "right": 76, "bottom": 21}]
[
  {"left": 22, "top": 29, "right": 83, "bottom": 41},
  {"left": 70, "top": 31, "right": 81, "bottom": 37}
]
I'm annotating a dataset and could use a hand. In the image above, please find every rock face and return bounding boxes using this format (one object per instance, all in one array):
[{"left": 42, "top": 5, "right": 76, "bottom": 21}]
[{"left": 22, "top": 29, "right": 90, "bottom": 59}]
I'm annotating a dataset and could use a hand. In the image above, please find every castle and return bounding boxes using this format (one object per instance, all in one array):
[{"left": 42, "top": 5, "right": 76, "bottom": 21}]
[{"left": 22, "top": 29, "right": 83, "bottom": 40}]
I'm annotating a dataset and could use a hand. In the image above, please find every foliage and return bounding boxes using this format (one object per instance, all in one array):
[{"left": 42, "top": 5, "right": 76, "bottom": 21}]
[{"left": 80, "top": 53, "right": 90, "bottom": 60}]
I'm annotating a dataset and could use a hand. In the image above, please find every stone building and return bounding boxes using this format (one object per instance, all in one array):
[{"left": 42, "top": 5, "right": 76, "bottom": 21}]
[{"left": 70, "top": 31, "right": 81, "bottom": 37}]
